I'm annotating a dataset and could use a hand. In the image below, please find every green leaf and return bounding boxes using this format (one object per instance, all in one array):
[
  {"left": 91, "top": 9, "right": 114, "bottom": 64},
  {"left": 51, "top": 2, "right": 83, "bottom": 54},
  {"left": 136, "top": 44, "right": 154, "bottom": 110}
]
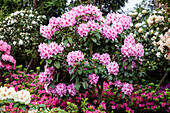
[
  {"left": 39, "top": 104, "right": 45, "bottom": 107},
  {"left": 127, "top": 62, "right": 132, "bottom": 70},
  {"left": 67, "top": 37, "right": 73, "bottom": 45},
  {"left": 75, "top": 82, "right": 81, "bottom": 91},
  {"left": 121, "top": 93, "right": 125, "bottom": 99},
  {"left": 13, "top": 103, "right": 19, "bottom": 108},
  {"left": 108, "top": 75, "right": 113, "bottom": 81},
  {"left": 47, "top": 59, "right": 52, "bottom": 64},
  {"left": 82, "top": 81, "right": 88, "bottom": 89},
  {"left": 122, "top": 60, "right": 128, "bottom": 68},
  {"left": 70, "top": 74, "right": 76, "bottom": 81},
  {"left": 64, "top": 40, "right": 68, "bottom": 47},
  {"left": 40, "top": 59, "right": 44, "bottom": 65},
  {"left": 20, "top": 104, "right": 26, "bottom": 111},
  {"left": 70, "top": 67, "right": 76, "bottom": 75},
  {"left": 56, "top": 72, "right": 60, "bottom": 82},
  {"left": 15, "top": 65, "right": 22, "bottom": 69},
  {"left": 50, "top": 83, "right": 55, "bottom": 88},
  {"left": 54, "top": 61, "right": 60, "bottom": 69},
  {"left": 91, "top": 37, "right": 97, "bottom": 43},
  {"left": 77, "top": 69, "right": 82, "bottom": 75}
]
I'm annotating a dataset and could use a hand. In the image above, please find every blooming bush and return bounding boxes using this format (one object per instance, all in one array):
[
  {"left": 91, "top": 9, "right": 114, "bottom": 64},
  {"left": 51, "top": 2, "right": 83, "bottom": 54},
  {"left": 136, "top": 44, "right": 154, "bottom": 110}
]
[
  {"left": 0, "top": 40, "right": 16, "bottom": 76},
  {"left": 126, "top": 2, "right": 170, "bottom": 83},
  {"left": 37, "top": 5, "right": 146, "bottom": 104},
  {"left": 0, "top": 9, "right": 47, "bottom": 68},
  {"left": 0, "top": 68, "right": 169, "bottom": 113}
]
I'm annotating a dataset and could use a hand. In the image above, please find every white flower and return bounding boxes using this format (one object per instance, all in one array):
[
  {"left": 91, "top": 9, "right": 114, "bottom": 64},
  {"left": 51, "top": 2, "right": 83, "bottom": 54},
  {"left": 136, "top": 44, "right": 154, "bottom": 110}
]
[
  {"left": 25, "top": 37, "right": 29, "bottom": 40},
  {"left": 28, "top": 109, "right": 38, "bottom": 113},
  {"left": 156, "top": 52, "right": 161, "bottom": 57},
  {"left": 20, "top": 13, "right": 24, "bottom": 16},
  {"left": 158, "top": 11, "right": 162, "bottom": 14},
  {"left": 42, "top": 15, "right": 46, "bottom": 19},
  {"left": 0, "top": 36, "right": 4, "bottom": 39},
  {"left": 32, "top": 21, "right": 36, "bottom": 24},
  {"left": 138, "top": 28, "right": 143, "bottom": 33},
  {"left": 130, "top": 23, "right": 133, "bottom": 27},
  {"left": 19, "top": 40, "right": 23, "bottom": 45},
  {"left": 135, "top": 23, "right": 142, "bottom": 28},
  {"left": 142, "top": 10, "right": 147, "bottom": 14},
  {"left": 7, "top": 87, "right": 16, "bottom": 99},
  {"left": 156, "top": 27, "right": 159, "bottom": 31},
  {"left": 13, "top": 91, "right": 20, "bottom": 102},
  {"left": 153, "top": 11, "right": 157, "bottom": 14},
  {"left": 0, "top": 87, "right": 8, "bottom": 100},
  {"left": 29, "top": 14, "right": 34, "bottom": 17},
  {"left": 14, "top": 90, "right": 31, "bottom": 104},
  {"left": 152, "top": 36, "right": 157, "bottom": 40},
  {"left": 154, "top": 32, "right": 159, "bottom": 36},
  {"left": 151, "top": 30, "right": 154, "bottom": 34}
]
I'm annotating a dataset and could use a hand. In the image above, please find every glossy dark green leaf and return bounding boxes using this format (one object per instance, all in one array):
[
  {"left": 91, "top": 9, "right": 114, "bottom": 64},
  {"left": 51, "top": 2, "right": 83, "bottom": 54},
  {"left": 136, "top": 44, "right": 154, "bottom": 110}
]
[{"left": 54, "top": 61, "right": 60, "bottom": 69}]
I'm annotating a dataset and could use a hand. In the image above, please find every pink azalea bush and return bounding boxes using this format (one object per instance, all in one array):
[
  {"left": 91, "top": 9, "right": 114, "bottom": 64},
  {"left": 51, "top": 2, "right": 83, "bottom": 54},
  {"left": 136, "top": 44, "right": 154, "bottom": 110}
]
[{"left": 1, "top": 69, "right": 169, "bottom": 113}]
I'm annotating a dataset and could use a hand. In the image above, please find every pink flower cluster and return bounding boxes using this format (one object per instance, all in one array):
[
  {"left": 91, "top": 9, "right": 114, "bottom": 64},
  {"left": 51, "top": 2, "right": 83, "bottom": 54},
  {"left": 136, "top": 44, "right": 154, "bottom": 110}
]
[
  {"left": 67, "top": 50, "right": 84, "bottom": 66},
  {"left": 114, "top": 80, "right": 122, "bottom": 88},
  {"left": 106, "top": 61, "right": 119, "bottom": 75},
  {"left": 0, "top": 40, "right": 16, "bottom": 70},
  {"left": 55, "top": 83, "right": 67, "bottom": 97},
  {"left": 121, "top": 83, "right": 133, "bottom": 95},
  {"left": 1, "top": 54, "right": 16, "bottom": 70},
  {"left": 100, "top": 13, "right": 131, "bottom": 40},
  {"left": 40, "top": 25, "right": 59, "bottom": 39},
  {"left": 77, "top": 20, "right": 101, "bottom": 37},
  {"left": 45, "top": 83, "right": 77, "bottom": 97},
  {"left": 38, "top": 42, "right": 64, "bottom": 59},
  {"left": 77, "top": 23, "right": 90, "bottom": 37},
  {"left": 67, "top": 83, "right": 77, "bottom": 96},
  {"left": 40, "top": 5, "right": 102, "bottom": 39},
  {"left": 92, "top": 53, "right": 119, "bottom": 75},
  {"left": 88, "top": 73, "right": 99, "bottom": 85},
  {"left": 0, "top": 40, "right": 11, "bottom": 54},
  {"left": 105, "top": 13, "right": 131, "bottom": 30},
  {"left": 38, "top": 66, "right": 55, "bottom": 83},
  {"left": 92, "top": 53, "right": 111, "bottom": 65},
  {"left": 121, "top": 35, "right": 144, "bottom": 57}
]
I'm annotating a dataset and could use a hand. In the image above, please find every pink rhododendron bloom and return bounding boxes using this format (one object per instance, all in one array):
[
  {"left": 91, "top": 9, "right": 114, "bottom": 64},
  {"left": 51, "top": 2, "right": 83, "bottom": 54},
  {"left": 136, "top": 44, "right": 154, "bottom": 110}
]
[
  {"left": 101, "top": 24, "right": 118, "bottom": 41},
  {"left": 135, "top": 43, "right": 144, "bottom": 57},
  {"left": 67, "top": 83, "right": 77, "bottom": 96},
  {"left": 77, "top": 23, "right": 90, "bottom": 37},
  {"left": 38, "top": 42, "right": 64, "bottom": 59},
  {"left": 121, "top": 83, "right": 133, "bottom": 95},
  {"left": 67, "top": 50, "right": 84, "bottom": 66},
  {"left": 92, "top": 53, "right": 100, "bottom": 60},
  {"left": 124, "top": 35, "right": 136, "bottom": 46},
  {"left": 88, "top": 73, "right": 99, "bottom": 85},
  {"left": 87, "top": 20, "right": 100, "bottom": 31},
  {"left": 0, "top": 40, "right": 11, "bottom": 54},
  {"left": 121, "top": 35, "right": 144, "bottom": 58},
  {"left": 0, "top": 61, "right": 5, "bottom": 68},
  {"left": 40, "top": 25, "right": 59, "bottom": 39},
  {"left": 114, "top": 80, "right": 122, "bottom": 88},
  {"left": 55, "top": 83, "right": 67, "bottom": 97},
  {"left": 100, "top": 53, "right": 111, "bottom": 65},
  {"left": 106, "top": 61, "right": 119, "bottom": 75}
]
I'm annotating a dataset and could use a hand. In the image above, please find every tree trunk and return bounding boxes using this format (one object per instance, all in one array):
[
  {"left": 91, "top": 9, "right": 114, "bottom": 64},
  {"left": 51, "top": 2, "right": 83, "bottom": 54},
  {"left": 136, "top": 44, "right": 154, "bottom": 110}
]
[
  {"left": 33, "top": 0, "right": 37, "bottom": 9},
  {"left": 99, "top": 0, "right": 102, "bottom": 10}
]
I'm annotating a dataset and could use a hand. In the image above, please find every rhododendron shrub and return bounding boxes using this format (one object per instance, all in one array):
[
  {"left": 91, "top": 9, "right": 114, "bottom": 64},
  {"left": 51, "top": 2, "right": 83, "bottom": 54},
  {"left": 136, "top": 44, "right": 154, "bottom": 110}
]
[
  {"left": 38, "top": 5, "right": 144, "bottom": 102},
  {"left": 126, "top": 1, "right": 170, "bottom": 84},
  {"left": 0, "top": 40, "right": 16, "bottom": 76}
]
